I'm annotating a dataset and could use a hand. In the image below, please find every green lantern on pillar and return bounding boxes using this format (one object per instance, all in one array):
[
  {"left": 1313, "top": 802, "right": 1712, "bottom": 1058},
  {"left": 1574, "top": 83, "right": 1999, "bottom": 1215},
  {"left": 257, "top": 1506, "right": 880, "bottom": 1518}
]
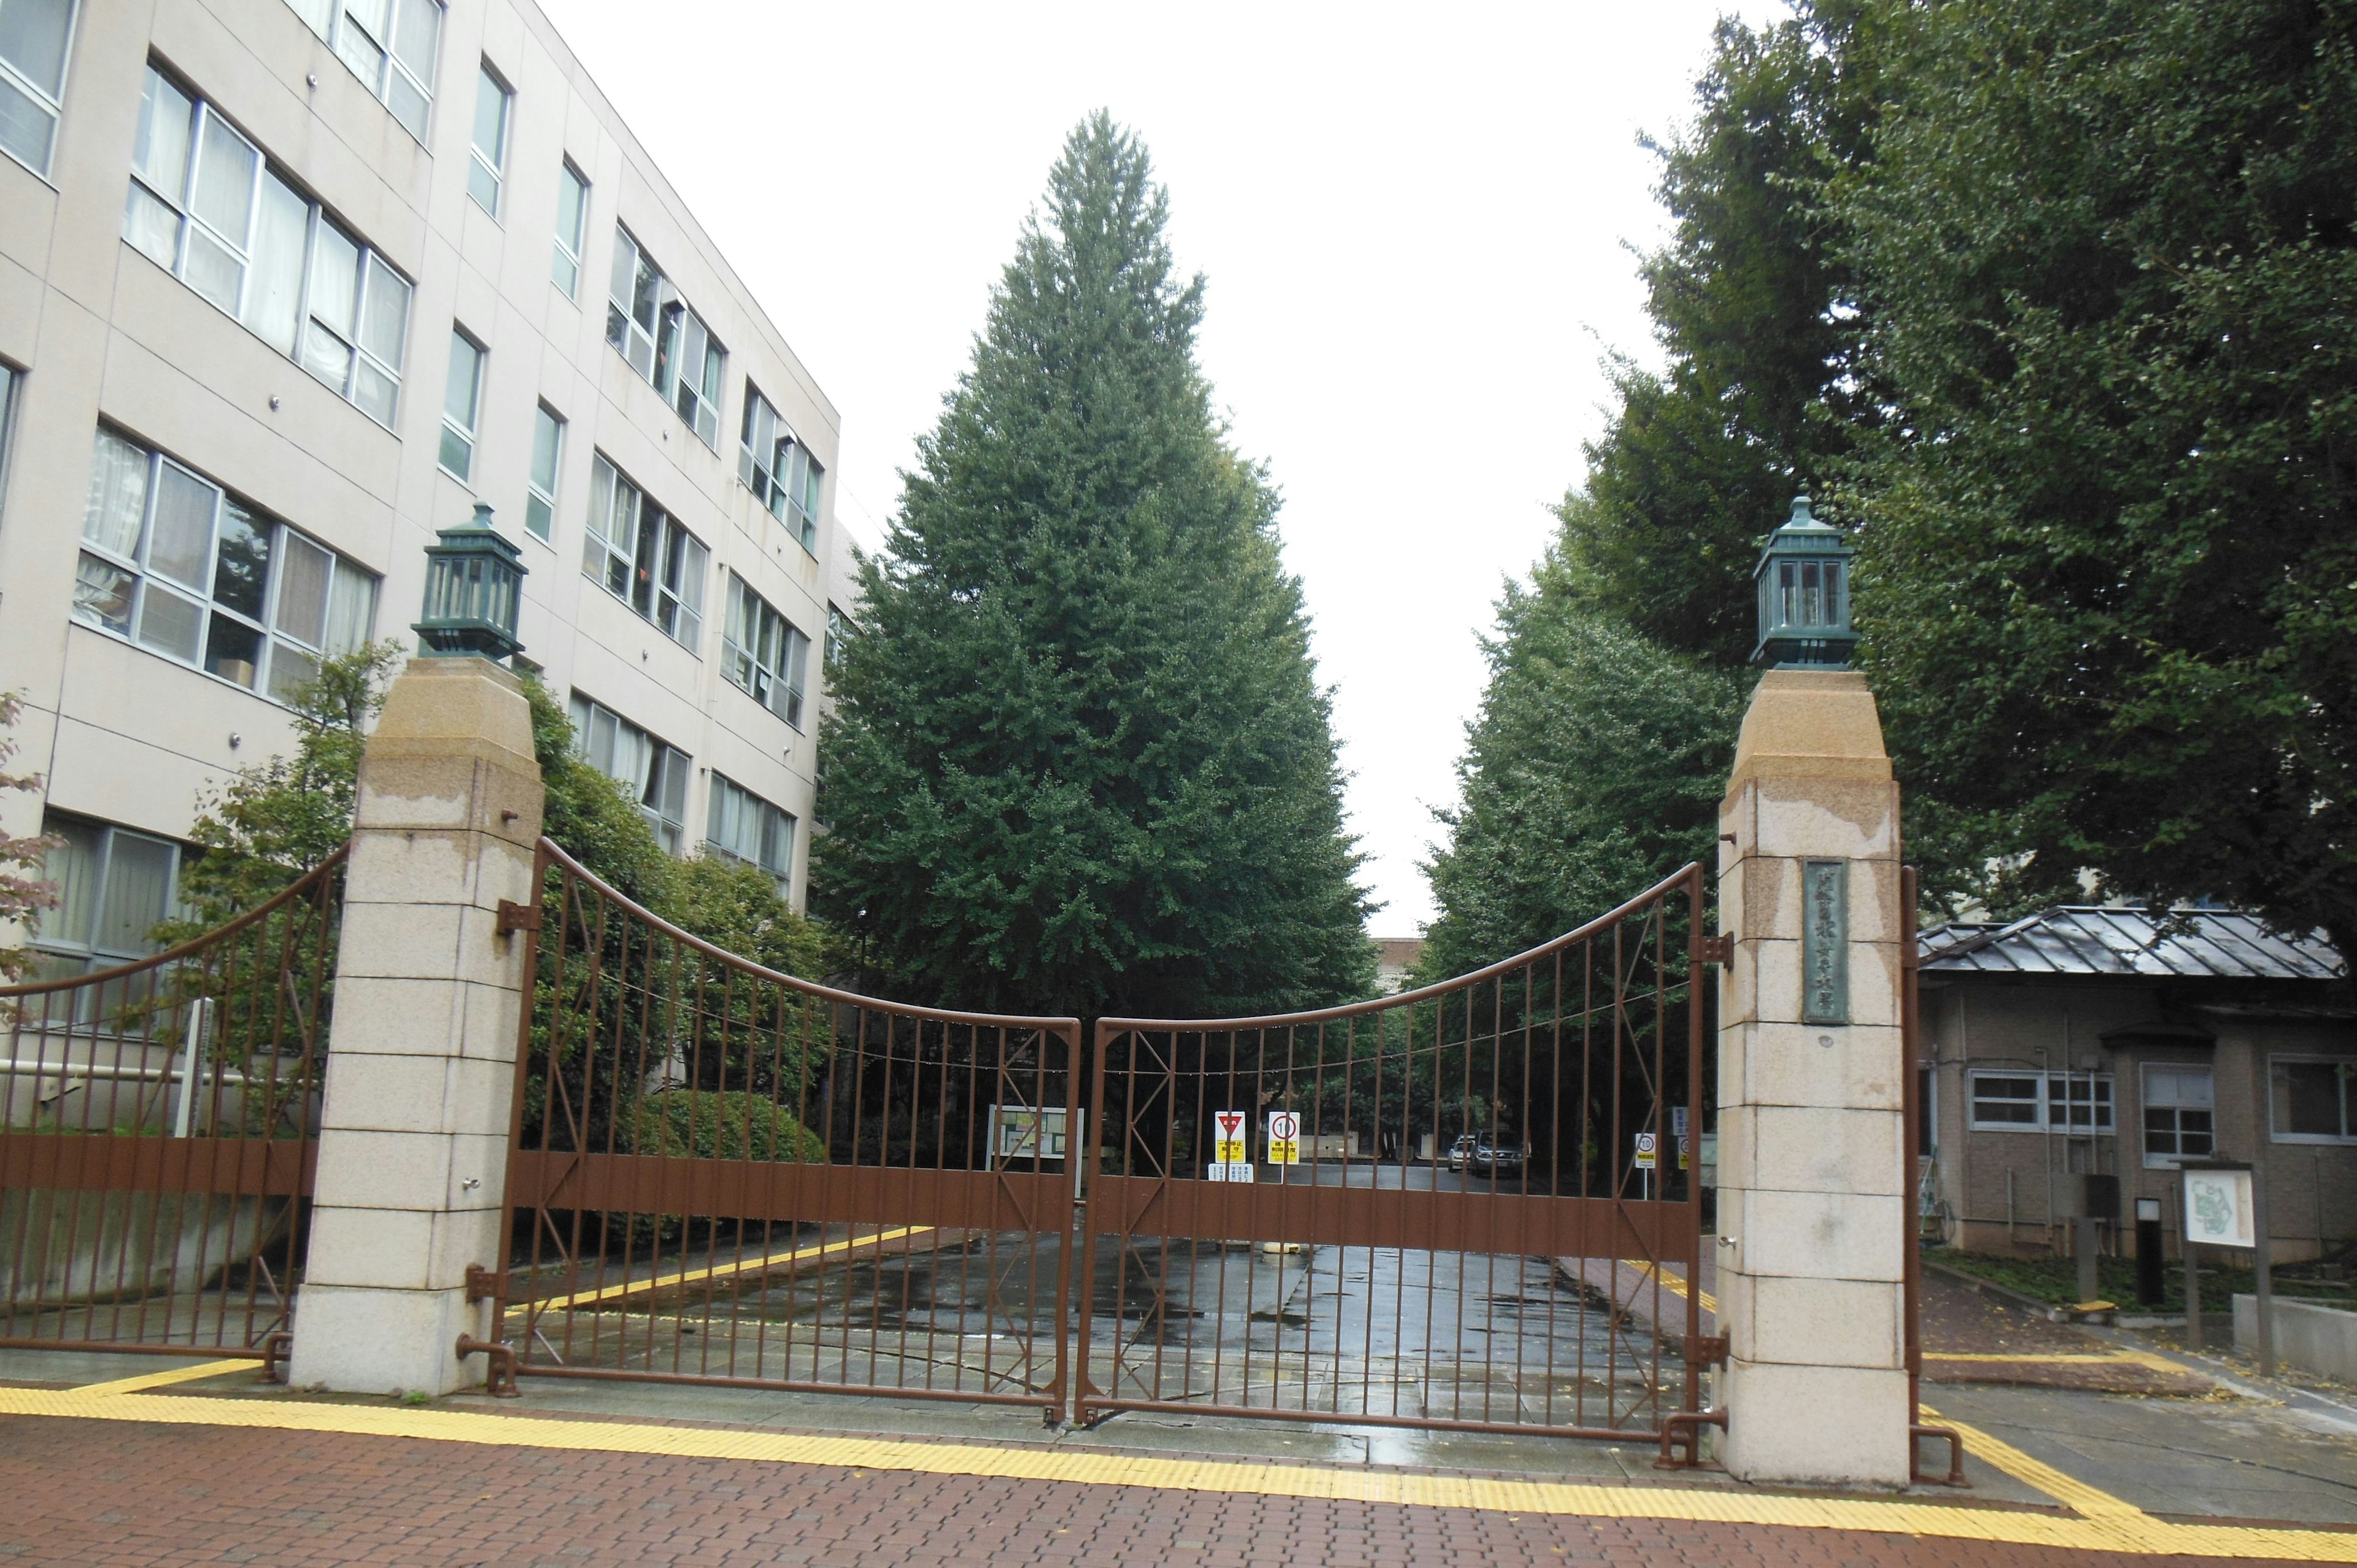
[
  {"left": 1751, "top": 493, "right": 1857, "bottom": 669},
  {"left": 414, "top": 503, "right": 526, "bottom": 662}
]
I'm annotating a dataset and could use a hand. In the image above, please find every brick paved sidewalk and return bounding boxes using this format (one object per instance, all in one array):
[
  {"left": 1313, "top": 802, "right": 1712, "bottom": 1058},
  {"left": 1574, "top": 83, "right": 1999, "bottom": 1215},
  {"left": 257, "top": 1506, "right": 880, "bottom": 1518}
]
[{"left": 0, "top": 1411, "right": 2251, "bottom": 1567}]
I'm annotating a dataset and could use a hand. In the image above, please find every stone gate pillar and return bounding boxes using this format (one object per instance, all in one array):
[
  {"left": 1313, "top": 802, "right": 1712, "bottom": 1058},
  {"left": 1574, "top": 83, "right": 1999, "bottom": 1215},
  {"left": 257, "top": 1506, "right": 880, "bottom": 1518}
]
[
  {"left": 1716, "top": 668, "right": 1910, "bottom": 1485},
  {"left": 290, "top": 657, "right": 542, "bottom": 1394}
]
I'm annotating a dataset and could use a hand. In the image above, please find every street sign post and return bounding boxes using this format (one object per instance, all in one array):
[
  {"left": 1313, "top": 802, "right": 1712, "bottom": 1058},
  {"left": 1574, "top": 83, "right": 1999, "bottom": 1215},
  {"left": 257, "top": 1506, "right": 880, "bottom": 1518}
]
[
  {"left": 1208, "top": 1109, "right": 1253, "bottom": 1181},
  {"left": 1266, "top": 1111, "right": 1301, "bottom": 1186},
  {"left": 1634, "top": 1130, "right": 1657, "bottom": 1200}
]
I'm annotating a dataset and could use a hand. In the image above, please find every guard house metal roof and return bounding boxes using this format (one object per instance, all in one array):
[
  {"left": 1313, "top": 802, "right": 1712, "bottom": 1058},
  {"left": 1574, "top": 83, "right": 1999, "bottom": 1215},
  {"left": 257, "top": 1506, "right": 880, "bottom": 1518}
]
[{"left": 1918, "top": 907, "right": 2345, "bottom": 982}]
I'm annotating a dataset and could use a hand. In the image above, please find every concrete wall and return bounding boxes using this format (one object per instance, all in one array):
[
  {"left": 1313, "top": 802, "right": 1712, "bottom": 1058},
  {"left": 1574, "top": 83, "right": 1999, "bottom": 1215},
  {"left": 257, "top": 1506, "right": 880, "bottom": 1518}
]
[
  {"left": 1919, "top": 981, "right": 2357, "bottom": 1262},
  {"left": 2235, "top": 1295, "right": 2357, "bottom": 1383},
  {"left": 0, "top": 0, "right": 840, "bottom": 934}
]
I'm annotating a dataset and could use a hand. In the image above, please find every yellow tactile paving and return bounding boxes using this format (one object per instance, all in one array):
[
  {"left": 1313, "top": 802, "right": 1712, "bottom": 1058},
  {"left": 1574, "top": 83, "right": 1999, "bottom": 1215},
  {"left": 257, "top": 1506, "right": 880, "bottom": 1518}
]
[
  {"left": 530, "top": 1225, "right": 934, "bottom": 1311},
  {"left": 4, "top": 1383, "right": 2353, "bottom": 1559},
  {"left": 1920, "top": 1402, "right": 2149, "bottom": 1523},
  {"left": 1637, "top": 1261, "right": 1719, "bottom": 1317},
  {"left": 71, "top": 1359, "right": 257, "bottom": 1396},
  {"left": 1924, "top": 1349, "right": 2193, "bottom": 1375}
]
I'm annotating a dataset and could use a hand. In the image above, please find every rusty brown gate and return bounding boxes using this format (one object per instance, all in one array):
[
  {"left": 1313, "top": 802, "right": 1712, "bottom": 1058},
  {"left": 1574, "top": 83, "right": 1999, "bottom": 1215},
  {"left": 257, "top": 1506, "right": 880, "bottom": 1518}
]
[
  {"left": 491, "top": 838, "right": 1083, "bottom": 1416},
  {"left": 1074, "top": 865, "right": 1710, "bottom": 1439},
  {"left": 0, "top": 847, "right": 346, "bottom": 1365}
]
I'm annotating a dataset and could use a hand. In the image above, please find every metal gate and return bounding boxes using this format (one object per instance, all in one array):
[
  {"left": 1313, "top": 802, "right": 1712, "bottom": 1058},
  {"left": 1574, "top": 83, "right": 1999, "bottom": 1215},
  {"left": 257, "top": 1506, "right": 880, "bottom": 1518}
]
[
  {"left": 1075, "top": 865, "right": 1709, "bottom": 1439},
  {"left": 0, "top": 847, "right": 346, "bottom": 1362},
  {"left": 494, "top": 839, "right": 1083, "bottom": 1416}
]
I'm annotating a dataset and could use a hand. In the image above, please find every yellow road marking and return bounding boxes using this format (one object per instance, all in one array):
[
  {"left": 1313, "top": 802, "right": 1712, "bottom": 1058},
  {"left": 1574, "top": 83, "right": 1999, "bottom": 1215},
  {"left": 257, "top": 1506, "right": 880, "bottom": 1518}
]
[
  {"left": 530, "top": 1226, "right": 934, "bottom": 1312},
  {"left": 1920, "top": 1402, "right": 2148, "bottom": 1523},
  {"left": 2, "top": 1385, "right": 2352, "bottom": 1559},
  {"left": 1636, "top": 1261, "right": 1719, "bottom": 1318},
  {"left": 1924, "top": 1350, "right": 2197, "bottom": 1376},
  {"left": 74, "top": 1359, "right": 254, "bottom": 1396}
]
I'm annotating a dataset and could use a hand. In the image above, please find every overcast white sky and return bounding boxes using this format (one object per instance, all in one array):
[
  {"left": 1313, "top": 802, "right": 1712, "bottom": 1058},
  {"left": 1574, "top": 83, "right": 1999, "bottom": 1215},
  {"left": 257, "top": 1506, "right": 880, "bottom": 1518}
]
[{"left": 543, "top": 1, "right": 1774, "bottom": 935}]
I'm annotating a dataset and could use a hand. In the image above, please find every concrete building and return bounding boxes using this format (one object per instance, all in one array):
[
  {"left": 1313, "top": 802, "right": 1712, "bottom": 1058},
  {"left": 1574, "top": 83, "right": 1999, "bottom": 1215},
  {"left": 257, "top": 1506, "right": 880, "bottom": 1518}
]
[
  {"left": 1916, "top": 907, "right": 2355, "bottom": 1263},
  {"left": 0, "top": 0, "right": 846, "bottom": 976}
]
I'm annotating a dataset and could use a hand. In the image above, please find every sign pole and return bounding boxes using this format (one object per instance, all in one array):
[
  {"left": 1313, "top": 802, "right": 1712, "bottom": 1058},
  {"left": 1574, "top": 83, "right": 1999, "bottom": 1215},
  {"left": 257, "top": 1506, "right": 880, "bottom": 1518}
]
[
  {"left": 2184, "top": 1238, "right": 2202, "bottom": 1351},
  {"left": 2253, "top": 1162, "right": 2274, "bottom": 1377}
]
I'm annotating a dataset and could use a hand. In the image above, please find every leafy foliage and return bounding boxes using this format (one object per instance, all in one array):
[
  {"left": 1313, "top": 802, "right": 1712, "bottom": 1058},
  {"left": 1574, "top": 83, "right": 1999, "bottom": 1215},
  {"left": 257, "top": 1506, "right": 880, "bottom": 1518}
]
[
  {"left": 630, "top": 1089, "right": 826, "bottom": 1165},
  {"left": 1836, "top": 0, "right": 2357, "bottom": 954},
  {"left": 0, "top": 690, "right": 60, "bottom": 983},
  {"left": 815, "top": 114, "right": 1373, "bottom": 1017},
  {"left": 1423, "top": 562, "right": 1747, "bottom": 978}
]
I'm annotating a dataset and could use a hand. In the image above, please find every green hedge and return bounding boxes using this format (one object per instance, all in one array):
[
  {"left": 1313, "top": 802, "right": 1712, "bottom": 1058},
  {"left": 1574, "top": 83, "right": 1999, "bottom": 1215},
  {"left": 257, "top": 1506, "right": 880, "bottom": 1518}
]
[{"left": 629, "top": 1090, "right": 826, "bottom": 1165}]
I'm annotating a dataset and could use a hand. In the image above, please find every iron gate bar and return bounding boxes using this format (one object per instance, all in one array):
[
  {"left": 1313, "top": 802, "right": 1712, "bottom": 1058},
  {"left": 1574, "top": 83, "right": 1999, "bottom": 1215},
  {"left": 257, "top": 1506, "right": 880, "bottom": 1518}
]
[
  {"left": 0, "top": 843, "right": 347, "bottom": 1358},
  {"left": 1077, "top": 863, "right": 1708, "bottom": 1440},
  {"left": 498, "top": 838, "right": 1083, "bottom": 1418}
]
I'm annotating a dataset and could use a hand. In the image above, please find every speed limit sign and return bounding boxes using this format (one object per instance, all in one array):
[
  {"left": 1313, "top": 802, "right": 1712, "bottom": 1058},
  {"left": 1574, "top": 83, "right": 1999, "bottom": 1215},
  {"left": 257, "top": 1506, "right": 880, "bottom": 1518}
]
[{"left": 1266, "top": 1110, "right": 1301, "bottom": 1165}]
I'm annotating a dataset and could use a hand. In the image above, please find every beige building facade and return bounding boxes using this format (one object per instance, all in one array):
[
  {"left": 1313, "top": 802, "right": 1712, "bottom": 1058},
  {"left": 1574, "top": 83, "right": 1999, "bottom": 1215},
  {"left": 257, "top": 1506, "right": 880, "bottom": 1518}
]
[{"left": 0, "top": 0, "right": 849, "bottom": 971}]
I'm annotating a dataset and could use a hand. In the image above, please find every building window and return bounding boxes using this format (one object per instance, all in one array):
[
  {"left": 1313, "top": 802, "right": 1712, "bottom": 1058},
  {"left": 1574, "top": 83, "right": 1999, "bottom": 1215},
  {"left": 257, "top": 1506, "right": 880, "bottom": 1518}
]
[
  {"left": 582, "top": 453, "right": 705, "bottom": 650},
  {"left": 281, "top": 0, "right": 441, "bottom": 143},
  {"left": 466, "top": 61, "right": 509, "bottom": 217},
  {"left": 1967, "top": 1070, "right": 2114, "bottom": 1133},
  {"left": 783, "top": 442, "right": 822, "bottom": 553},
  {"left": 29, "top": 813, "right": 188, "bottom": 978},
  {"left": 0, "top": 362, "right": 17, "bottom": 509},
  {"left": 125, "top": 64, "right": 411, "bottom": 427},
  {"left": 706, "top": 774, "right": 793, "bottom": 895},
  {"left": 438, "top": 328, "right": 482, "bottom": 481},
  {"left": 525, "top": 403, "right": 563, "bottom": 541},
  {"left": 569, "top": 694, "right": 690, "bottom": 855},
  {"left": 740, "top": 384, "right": 790, "bottom": 521},
  {"left": 552, "top": 161, "right": 587, "bottom": 298},
  {"left": 720, "top": 572, "right": 810, "bottom": 728},
  {"left": 824, "top": 601, "right": 851, "bottom": 672},
  {"left": 74, "top": 427, "right": 377, "bottom": 701},
  {"left": 0, "top": 0, "right": 75, "bottom": 178},
  {"left": 2271, "top": 1057, "right": 2356, "bottom": 1143},
  {"left": 605, "top": 226, "right": 724, "bottom": 449},
  {"left": 2142, "top": 1064, "right": 2215, "bottom": 1168}
]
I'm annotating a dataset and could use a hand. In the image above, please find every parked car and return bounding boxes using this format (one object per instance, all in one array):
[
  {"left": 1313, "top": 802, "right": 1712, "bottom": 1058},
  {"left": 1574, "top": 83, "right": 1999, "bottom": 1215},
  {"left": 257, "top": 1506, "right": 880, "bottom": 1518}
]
[
  {"left": 1446, "top": 1134, "right": 1479, "bottom": 1172},
  {"left": 1469, "top": 1141, "right": 1527, "bottom": 1175}
]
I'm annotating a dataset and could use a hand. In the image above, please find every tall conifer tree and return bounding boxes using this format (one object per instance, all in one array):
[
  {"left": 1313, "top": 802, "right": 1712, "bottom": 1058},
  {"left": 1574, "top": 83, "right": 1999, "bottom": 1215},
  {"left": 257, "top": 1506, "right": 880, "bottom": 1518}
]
[{"left": 815, "top": 114, "right": 1372, "bottom": 1017}]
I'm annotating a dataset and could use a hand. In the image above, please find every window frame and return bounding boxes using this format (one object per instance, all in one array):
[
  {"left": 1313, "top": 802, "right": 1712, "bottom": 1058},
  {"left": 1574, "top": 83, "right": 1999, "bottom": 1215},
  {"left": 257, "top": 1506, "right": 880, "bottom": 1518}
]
[
  {"left": 719, "top": 571, "right": 810, "bottom": 728},
  {"left": 606, "top": 225, "right": 725, "bottom": 449},
  {"left": 582, "top": 452, "right": 706, "bottom": 652},
  {"left": 2140, "top": 1061, "right": 2217, "bottom": 1168},
  {"left": 438, "top": 325, "right": 482, "bottom": 481},
  {"left": 568, "top": 692, "right": 691, "bottom": 855},
  {"left": 124, "top": 61, "right": 412, "bottom": 428},
  {"left": 28, "top": 811, "right": 189, "bottom": 976},
  {"left": 524, "top": 401, "right": 563, "bottom": 542},
  {"left": 72, "top": 425, "right": 378, "bottom": 706},
  {"left": 551, "top": 160, "right": 589, "bottom": 298},
  {"left": 280, "top": 0, "right": 442, "bottom": 144},
  {"left": 2269, "top": 1054, "right": 2357, "bottom": 1145},
  {"left": 705, "top": 772, "right": 794, "bottom": 896},
  {"left": 0, "top": 0, "right": 79, "bottom": 180},
  {"left": 1966, "top": 1068, "right": 2116, "bottom": 1134},
  {"left": 465, "top": 58, "right": 510, "bottom": 218},
  {"left": 784, "top": 439, "right": 822, "bottom": 554}
]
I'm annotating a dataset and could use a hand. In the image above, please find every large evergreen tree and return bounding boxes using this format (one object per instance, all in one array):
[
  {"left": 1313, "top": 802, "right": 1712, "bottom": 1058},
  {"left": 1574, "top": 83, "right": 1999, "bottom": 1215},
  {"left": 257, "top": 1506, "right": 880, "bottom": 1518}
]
[
  {"left": 814, "top": 115, "right": 1372, "bottom": 1018},
  {"left": 1422, "top": 558, "right": 1746, "bottom": 978}
]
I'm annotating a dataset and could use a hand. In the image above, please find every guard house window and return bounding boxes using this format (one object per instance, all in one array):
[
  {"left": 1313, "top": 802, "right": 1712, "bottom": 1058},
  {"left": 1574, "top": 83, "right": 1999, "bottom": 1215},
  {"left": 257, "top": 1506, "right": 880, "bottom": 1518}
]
[
  {"left": 0, "top": 0, "right": 75, "bottom": 177},
  {"left": 568, "top": 694, "right": 690, "bottom": 854},
  {"left": 125, "top": 64, "right": 412, "bottom": 426},
  {"left": 2142, "top": 1064, "right": 2215, "bottom": 1167},
  {"left": 551, "top": 161, "right": 587, "bottom": 297},
  {"left": 605, "top": 226, "right": 724, "bottom": 449},
  {"left": 582, "top": 453, "right": 705, "bottom": 650},
  {"left": 1968, "top": 1070, "right": 2114, "bottom": 1133},
  {"left": 280, "top": 0, "right": 441, "bottom": 143},
  {"left": 720, "top": 571, "right": 810, "bottom": 727},
  {"left": 29, "top": 813, "right": 189, "bottom": 980},
  {"left": 466, "top": 61, "right": 509, "bottom": 217},
  {"left": 73, "top": 427, "right": 377, "bottom": 702},
  {"left": 438, "top": 328, "right": 482, "bottom": 481},
  {"left": 706, "top": 773, "right": 793, "bottom": 895},
  {"left": 524, "top": 403, "right": 563, "bottom": 541},
  {"left": 2272, "top": 1057, "right": 2357, "bottom": 1143}
]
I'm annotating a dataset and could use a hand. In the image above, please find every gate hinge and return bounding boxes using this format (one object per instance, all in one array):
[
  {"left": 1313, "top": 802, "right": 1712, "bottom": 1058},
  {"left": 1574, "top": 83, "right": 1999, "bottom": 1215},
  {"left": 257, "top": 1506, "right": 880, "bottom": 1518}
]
[
  {"left": 1687, "top": 1332, "right": 1729, "bottom": 1366},
  {"left": 495, "top": 899, "right": 541, "bottom": 937},
  {"left": 464, "top": 1262, "right": 505, "bottom": 1304},
  {"left": 1695, "top": 932, "right": 1735, "bottom": 966}
]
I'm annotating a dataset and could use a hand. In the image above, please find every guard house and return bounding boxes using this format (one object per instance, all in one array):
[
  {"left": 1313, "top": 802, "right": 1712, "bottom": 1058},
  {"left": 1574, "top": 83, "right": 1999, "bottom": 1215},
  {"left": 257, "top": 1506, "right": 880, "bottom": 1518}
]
[{"left": 1916, "top": 908, "right": 2353, "bottom": 1263}]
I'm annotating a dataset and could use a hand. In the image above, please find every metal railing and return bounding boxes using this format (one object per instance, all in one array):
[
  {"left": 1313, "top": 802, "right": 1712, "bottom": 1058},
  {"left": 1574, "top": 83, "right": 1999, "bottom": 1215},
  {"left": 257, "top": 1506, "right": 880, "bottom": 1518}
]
[{"left": 0, "top": 846, "right": 346, "bottom": 1356}]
